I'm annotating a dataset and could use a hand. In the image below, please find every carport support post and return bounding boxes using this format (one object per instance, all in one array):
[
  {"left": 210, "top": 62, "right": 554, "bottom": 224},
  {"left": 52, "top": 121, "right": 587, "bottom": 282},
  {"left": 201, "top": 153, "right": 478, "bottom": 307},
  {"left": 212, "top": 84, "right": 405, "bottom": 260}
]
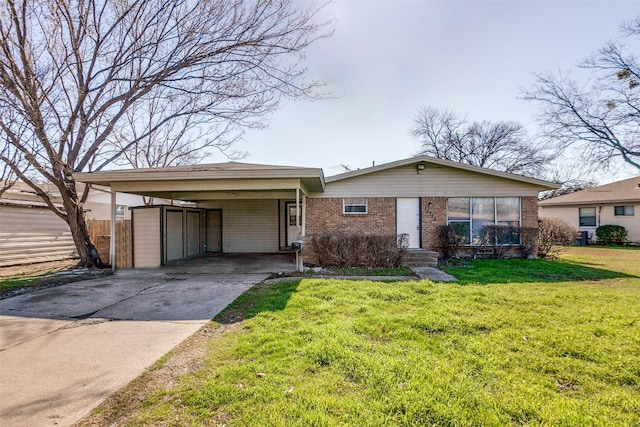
[
  {"left": 296, "top": 188, "right": 303, "bottom": 272},
  {"left": 302, "top": 195, "right": 306, "bottom": 237},
  {"left": 110, "top": 190, "right": 116, "bottom": 272}
]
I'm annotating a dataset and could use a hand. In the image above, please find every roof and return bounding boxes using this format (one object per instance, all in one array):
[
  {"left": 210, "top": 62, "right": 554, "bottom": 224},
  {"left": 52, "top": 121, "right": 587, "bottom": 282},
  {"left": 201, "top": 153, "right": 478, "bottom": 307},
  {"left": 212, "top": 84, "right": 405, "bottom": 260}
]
[
  {"left": 74, "top": 161, "right": 326, "bottom": 196},
  {"left": 326, "top": 155, "right": 560, "bottom": 190},
  {"left": 538, "top": 176, "right": 640, "bottom": 206}
]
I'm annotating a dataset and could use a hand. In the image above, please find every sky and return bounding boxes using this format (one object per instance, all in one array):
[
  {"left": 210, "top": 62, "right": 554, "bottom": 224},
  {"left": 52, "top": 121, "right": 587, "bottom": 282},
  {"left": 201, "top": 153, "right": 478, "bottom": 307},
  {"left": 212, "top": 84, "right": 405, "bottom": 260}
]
[{"left": 233, "top": 0, "right": 639, "bottom": 182}]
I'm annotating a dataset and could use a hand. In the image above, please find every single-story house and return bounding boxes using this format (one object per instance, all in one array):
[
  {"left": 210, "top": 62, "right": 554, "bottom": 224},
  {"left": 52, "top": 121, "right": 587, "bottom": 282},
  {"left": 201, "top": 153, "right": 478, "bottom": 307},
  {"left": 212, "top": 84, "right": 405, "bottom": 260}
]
[
  {"left": 73, "top": 156, "right": 559, "bottom": 268},
  {"left": 538, "top": 176, "right": 640, "bottom": 243},
  {"left": 0, "top": 182, "right": 167, "bottom": 266}
]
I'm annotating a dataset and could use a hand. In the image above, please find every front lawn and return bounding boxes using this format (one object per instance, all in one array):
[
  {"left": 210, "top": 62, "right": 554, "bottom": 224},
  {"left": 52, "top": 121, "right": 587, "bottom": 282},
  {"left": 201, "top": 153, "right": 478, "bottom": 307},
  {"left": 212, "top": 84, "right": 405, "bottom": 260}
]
[{"left": 83, "top": 248, "right": 640, "bottom": 426}]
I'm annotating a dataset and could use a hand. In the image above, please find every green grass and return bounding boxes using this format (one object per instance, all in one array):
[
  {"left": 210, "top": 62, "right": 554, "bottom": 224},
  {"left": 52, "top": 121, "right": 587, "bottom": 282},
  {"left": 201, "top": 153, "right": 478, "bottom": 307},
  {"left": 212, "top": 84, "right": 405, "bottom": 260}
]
[
  {"left": 125, "top": 248, "right": 640, "bottom": 426},
  {"left": 559, "top": 246, "right": 640, "bottom": 277},
  {"left": 440, "top": 246, "right": 640, "bottom": 284},
  {"left": 330, "top": 266, "right": 415, "bottom": 276}
]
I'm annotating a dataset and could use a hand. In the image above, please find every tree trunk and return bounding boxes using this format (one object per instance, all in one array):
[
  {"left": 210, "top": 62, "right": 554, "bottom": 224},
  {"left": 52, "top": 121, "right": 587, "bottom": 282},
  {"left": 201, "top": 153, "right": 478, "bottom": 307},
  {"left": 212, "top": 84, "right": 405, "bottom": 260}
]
[{"left": 60, "top": 181, "right": 107, "bottom": 269}]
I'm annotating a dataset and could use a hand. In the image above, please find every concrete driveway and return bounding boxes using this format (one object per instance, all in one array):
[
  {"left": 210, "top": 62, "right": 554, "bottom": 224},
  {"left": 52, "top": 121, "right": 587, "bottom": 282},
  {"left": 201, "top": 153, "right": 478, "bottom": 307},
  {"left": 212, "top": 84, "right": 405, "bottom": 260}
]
[{"left": 0, "top": 254, "right": 295, "bottom": 427}]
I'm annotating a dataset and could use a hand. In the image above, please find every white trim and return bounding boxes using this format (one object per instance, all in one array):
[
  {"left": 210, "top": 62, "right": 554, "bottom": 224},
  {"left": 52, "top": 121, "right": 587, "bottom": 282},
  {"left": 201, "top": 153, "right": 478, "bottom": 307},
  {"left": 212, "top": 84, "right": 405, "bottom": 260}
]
[
  {"left": 110, "top": 190, "right": 116, "bottom": 271},
  {"left": 343, "top": 198, "right": 368, "bottom": 214}
]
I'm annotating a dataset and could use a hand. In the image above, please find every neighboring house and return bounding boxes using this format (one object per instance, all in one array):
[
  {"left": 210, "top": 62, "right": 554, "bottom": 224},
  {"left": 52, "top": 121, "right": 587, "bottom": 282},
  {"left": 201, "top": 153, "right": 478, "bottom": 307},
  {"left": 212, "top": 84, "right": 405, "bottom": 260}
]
[
  {"left": 0, "top": 182, "right": 166, "bottom": 267},
  {"left": 74, "top": 156, "right": 558, "bottom": 268},
  {"left": 538, "top": 176, "right": 640, "bottom": 243}
]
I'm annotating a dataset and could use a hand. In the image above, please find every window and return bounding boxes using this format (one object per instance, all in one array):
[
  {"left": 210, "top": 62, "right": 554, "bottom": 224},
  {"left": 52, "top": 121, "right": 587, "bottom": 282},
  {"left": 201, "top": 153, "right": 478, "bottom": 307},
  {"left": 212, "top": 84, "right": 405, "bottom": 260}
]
[
  {"left": 447, "top": 197, "right": 521, "bottom": 245},
  {"left": 579, "top": 207, "right": 596, "bottom": 226},
  {"left": 343, "top": 198, "right": 367, "bottom": 214},
  {"left": 115, "top": 204, "right": 126, "bottom": 219},
  {"left": 448, "top": 198, "right": 471, "bottom": 244},
  {"left": 288, "top": 205, "right": 300, "bottom": 226},
  {"left": 496, "top": 197, "right": 521, "bottom": 244},
  {"left": 614, "top": 206, "right": 634, "bottom": 216}
]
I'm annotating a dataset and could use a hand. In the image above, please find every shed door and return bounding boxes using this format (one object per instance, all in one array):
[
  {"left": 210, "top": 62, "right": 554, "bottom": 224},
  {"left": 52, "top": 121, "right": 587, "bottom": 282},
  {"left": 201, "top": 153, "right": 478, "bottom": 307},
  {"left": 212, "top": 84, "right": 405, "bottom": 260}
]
[
  {"left": 186, "top": 211, "right": 200, "bottom": 257},
  {"left": 206, "top": 210, "right": 222, "bottom": 253},
  {"left": 397, "top": 198, "right": 420, "bottom": 248},
  {"left": 165, "top": 210, "right": 183, "bottom": 261}
]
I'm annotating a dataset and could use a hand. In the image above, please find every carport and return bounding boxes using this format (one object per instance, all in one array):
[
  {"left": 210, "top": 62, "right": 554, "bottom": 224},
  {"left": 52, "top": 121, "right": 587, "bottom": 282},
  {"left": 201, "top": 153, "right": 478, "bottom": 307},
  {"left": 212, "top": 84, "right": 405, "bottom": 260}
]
[{"left": 74, "top": 162, "right": 325, "bottom": 268}]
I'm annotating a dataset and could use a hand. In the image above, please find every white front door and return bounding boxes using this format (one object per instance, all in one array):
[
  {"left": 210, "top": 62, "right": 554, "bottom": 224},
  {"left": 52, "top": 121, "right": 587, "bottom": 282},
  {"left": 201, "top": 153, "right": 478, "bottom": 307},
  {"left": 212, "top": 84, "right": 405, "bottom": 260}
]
[
  {"left": 286, "top": 203, "right": 301, "bottom": 246},
  {"left": 397, "top": 198, "right": 420, "bottom": 248}
]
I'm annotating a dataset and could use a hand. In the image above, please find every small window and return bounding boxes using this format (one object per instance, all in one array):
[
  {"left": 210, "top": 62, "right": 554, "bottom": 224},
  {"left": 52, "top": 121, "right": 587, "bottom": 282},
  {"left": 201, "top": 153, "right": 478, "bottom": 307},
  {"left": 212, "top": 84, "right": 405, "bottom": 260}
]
[
  {"left": 343, "top": 198, "right": 367, "bottom": 214},
  {"left": 115, "top": 204, "right": 126, "bottom": 219},
  {"left": 288, "top": 205, "right": 300, "bottom": 226},
  {"left": 579, "top": 207, "right": 596, "bottom": 226},
  {"left": 614, "top": 206, "right": 634, "bottom": 216}
]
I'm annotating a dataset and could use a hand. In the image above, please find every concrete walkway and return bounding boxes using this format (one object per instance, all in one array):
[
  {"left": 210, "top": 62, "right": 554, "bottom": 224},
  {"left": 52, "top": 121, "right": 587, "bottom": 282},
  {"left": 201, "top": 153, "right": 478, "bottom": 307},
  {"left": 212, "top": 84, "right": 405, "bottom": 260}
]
[
  {"left": 0, "top": 255, "right": 296, "bottom": 427},
  {"left": 412, "top": 267, "right": 458, "bottom": 282}
]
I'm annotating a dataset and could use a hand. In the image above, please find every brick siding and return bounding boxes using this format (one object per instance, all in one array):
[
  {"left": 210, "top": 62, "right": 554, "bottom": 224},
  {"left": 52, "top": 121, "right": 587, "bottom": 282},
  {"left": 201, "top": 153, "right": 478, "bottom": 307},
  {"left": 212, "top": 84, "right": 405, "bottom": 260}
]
[
  {"left": 305, "top": 197, "right": 396, "bottom": 236},
  {"left": 421, "top": 197, "right": 447, "bottom": 251}
]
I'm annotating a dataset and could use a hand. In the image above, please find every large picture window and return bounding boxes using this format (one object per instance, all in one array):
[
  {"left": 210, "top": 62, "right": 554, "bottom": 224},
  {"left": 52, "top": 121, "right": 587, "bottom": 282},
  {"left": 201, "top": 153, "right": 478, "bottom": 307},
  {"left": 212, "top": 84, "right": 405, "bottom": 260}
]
[{"left": 447, "top": 197, "right": 521, "bottom": 245}]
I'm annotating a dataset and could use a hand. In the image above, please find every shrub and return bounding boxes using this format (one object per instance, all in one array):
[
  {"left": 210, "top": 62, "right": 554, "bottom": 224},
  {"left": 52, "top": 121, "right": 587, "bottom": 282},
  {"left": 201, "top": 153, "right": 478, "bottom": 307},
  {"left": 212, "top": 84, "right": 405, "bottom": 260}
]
[
  {"left": 596, "top": 225, "right": 628, "bottom": 245},
  {"left": 476, "top": 225, "right": 522, "bottom": 258},
  {"left": 438, "top": 224, "right": 466, "bottom": 260},
  {"left": 538, "top": 218, "right": 576, "bottom": 258},
  {"left": 308, "top": 233, "right": 408, "bottom": 269},
  {"left": 520, "top": 227, "right": 538, "bottom": 259}
]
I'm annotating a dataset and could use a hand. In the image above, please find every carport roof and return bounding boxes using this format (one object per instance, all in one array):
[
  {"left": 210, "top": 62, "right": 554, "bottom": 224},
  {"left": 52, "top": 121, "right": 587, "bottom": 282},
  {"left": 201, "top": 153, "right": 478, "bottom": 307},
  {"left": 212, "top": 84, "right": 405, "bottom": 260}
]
[{"left": 74, "top": 162, "right": 325, "bottom": 201}]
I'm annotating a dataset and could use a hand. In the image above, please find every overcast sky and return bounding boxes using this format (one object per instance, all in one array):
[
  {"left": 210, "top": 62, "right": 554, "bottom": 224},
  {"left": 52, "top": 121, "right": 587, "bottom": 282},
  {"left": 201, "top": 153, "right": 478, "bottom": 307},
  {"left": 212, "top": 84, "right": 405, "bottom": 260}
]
[{"left": 233, "top": 0, "right": 639, "bottom": 182}]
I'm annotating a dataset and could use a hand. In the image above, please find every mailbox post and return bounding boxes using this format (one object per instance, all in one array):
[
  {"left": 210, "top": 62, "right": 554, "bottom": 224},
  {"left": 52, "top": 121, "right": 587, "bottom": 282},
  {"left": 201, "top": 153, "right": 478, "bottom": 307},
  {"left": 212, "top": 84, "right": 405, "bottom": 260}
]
[{"left": 291, "top": 240, "right": 303, "bottom": 272}]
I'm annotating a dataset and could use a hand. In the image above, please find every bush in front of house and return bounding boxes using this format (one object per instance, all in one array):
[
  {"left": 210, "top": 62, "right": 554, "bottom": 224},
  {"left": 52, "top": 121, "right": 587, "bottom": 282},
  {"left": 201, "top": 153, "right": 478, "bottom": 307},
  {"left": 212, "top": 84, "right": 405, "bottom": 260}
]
[
  {"left": 519, "top": 227, "right": 539, "bottom": 259},
  {"left": 439, "top": 224, "right": 539, "bottom": 260},
  {"left": 308, "top": 233, "right": 408, "bottom": 269},
  {"left": 596, "top": 225, "right": 628, "bottom": 245},
  {"left": 538, "top": 217, "right": 577, "bottom": 258},
  {"left": 437, "top": 224, "right": 466, "bottom": 260}
]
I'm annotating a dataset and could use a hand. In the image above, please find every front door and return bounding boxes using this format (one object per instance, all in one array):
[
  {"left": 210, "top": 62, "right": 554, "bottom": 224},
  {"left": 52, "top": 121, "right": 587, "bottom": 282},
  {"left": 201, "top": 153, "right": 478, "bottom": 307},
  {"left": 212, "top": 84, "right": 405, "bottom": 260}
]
[
  {"left": 286, "top": 203, "right": 301, "bottom": 246},
  {"left": 397, "top": 198, "right": 420, "bottom": 248}
]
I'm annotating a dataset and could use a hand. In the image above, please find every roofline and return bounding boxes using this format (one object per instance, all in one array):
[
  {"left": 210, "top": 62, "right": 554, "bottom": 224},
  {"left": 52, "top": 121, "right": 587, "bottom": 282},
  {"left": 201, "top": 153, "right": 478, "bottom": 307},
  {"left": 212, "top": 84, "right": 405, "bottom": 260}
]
[
  {"left": 539, "top": 198, "right": 640, "bottom": 207},
  {"left": 74, "top": 165, "right": 325, "bottom": 180},
  {"left": 326, "top": 156, "right": 560, "bottom": 189},
  {"left": 73, "top": 162, "right": 326, "bottom": 192}
]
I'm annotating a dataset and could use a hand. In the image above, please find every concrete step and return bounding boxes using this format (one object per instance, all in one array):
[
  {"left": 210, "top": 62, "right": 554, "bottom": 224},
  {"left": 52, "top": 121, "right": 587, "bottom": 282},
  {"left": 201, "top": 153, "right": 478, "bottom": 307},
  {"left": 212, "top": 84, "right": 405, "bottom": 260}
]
[{"left": 403, "top": 250, "right": 439, "bottom": 267}]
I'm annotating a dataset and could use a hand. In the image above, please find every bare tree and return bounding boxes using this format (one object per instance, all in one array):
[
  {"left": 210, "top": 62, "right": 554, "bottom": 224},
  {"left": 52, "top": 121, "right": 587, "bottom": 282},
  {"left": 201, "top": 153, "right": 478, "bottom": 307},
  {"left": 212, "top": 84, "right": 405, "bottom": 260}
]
[
  {"left": 411, "top": 106, "right": 555, "bottom": 178},
  {"left": 0, "top": 0, "right": 329, "bottom": 267},
  {"left": 109, "top": 86, "right": 249, "bottom": 170},
  {"left": 524, "top": 17, "right": 640, "bottom": 171}
]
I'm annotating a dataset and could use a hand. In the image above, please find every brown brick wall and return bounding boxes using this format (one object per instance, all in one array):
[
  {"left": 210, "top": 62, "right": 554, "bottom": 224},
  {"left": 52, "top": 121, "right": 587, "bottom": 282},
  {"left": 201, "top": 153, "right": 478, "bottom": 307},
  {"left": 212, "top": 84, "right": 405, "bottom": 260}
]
[
  {"left": 521, "top": 196, "right": 539, "bottom": 229},
  {"left": 306, "top": 197, "right": 397, "bottom": 236},
  {"left": 421, "top": 197, "right": 447, "bottom": 251}
]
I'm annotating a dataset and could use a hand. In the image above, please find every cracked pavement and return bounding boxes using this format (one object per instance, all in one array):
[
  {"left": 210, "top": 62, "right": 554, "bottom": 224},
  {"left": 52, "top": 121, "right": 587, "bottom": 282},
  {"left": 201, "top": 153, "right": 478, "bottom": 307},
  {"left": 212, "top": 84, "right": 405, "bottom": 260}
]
[{"left": 0, "top": 256, "right": 294, "bottom": 427}]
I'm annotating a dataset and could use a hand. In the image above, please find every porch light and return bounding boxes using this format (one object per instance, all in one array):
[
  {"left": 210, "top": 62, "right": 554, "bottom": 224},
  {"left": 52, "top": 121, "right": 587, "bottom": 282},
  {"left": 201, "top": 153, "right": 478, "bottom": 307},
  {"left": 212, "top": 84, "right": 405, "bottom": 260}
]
[{"left": 416, "top": 163, "right": 425, "bottom": 174}]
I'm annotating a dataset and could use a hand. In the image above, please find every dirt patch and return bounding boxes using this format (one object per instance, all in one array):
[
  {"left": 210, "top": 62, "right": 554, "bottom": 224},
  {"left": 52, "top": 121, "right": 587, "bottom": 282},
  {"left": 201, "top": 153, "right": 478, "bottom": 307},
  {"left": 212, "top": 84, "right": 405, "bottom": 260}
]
[
  {"left": 0, "top": 259, "right": 112, "bottom": 299},
  {"left": 73, "top": 321, "right": 241, "bottom": 427}
]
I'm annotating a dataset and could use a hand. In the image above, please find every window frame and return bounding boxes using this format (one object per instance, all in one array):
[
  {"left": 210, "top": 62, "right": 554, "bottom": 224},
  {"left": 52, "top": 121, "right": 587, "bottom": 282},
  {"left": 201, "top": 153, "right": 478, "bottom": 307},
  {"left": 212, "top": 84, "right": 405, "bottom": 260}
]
[
  {"left": 578, "top": 207, "right": 597, "bottom": 227},
  {"left": 446, "top": 197, "right": 522, "bottom": 246},
  {"left": 115, "top": 204, "right": 126, "bottom": 220},
  {"left": 614, "top": 205, "right": 634, "bottom": 216},
  {"left": 343, "top": 198, "right": 368, "bottom": 215}
]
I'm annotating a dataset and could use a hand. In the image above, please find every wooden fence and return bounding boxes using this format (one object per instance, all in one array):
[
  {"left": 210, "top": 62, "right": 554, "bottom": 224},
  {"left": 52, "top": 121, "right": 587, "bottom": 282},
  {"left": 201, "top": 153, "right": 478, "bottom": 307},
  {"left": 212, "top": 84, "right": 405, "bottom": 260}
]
[{"left": 87, "top": 219, "right": 132, "bottom": 269}]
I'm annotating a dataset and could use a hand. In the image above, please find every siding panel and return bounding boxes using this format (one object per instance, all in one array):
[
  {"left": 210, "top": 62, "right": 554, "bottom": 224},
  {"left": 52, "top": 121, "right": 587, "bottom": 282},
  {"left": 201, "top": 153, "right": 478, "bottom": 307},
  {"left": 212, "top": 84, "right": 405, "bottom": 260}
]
[
  {"left": 199, "top": 200, "right": 279, "bottom": 252},
  {"left": 0, "top": 205, "right": 77, "bottom": 266},
  {"left": 132, "top": 208, "right": 161, "bottom": 268},
  {"left": 319, "top": 164, "right": 544, "bottom": 198}
]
